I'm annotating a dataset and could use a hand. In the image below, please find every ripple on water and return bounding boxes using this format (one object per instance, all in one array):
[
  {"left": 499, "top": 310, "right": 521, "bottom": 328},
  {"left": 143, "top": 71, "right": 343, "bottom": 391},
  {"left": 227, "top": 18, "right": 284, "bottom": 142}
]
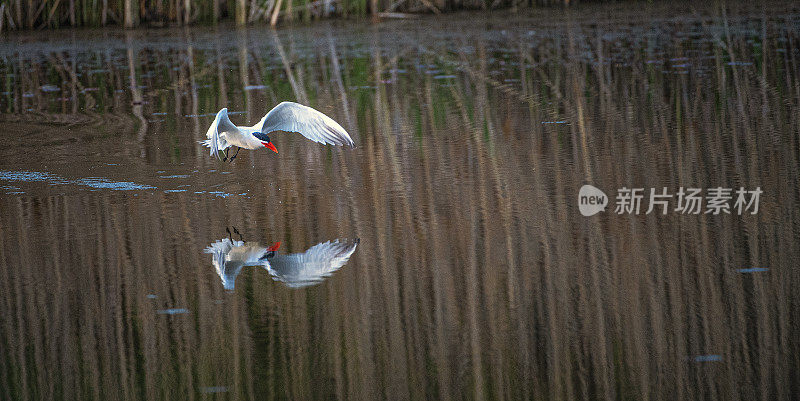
[
  {"left": 73, "top": 177, "right": 156, "bottom": 191},
  {"left": 0, "top": 170, "right": 249, "bottom": 198},
  {"left": 0, "top": 170, "right": 155, "bottom": 191},
  {"left": 694, "top": 355, "right": 722, "bottom": 362},
  {"left": 737, "top": 268, "right": 769, "bottom": 273},
  {"left": 0, "top": 170, "right": 69, "bottom": 184},
  {"left": 157, "top": 308, "right": 189, "bottom": 315}
]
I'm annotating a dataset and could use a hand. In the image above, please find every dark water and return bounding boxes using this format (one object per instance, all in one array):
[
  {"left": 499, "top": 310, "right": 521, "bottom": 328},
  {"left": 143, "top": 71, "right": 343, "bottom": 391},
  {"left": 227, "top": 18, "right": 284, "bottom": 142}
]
[{"left": 1, "top": 3, "right": 800, "bottom": 400}]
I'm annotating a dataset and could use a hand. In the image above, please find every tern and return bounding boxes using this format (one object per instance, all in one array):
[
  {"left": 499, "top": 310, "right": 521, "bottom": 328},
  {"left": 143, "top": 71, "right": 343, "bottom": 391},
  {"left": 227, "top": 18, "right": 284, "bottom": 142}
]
[
  {"left": 200, "top": 102, "right": 355, "bottom": 162},
  {"left": 204, "top": 232, "right": 359, "bottom": 290}
]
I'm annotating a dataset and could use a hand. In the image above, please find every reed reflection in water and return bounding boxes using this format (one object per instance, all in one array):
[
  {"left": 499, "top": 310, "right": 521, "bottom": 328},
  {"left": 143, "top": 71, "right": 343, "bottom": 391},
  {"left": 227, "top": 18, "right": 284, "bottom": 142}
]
[{"left": 1, "top": 7, "right": 799, "bottom": 401}]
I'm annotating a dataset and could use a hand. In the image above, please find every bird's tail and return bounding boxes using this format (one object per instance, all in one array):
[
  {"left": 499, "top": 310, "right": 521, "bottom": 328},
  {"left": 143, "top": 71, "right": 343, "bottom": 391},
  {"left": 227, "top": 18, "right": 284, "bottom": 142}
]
[
  {"left": 198, "top": 137, "right": 230, "bottom": 157},
  {"left": 198, "top": 139, "right": 217, "bottom": 149}
]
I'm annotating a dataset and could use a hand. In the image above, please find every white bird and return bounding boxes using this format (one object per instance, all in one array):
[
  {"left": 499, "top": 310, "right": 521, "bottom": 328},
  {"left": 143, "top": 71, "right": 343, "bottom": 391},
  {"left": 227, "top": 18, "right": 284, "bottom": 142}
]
[
  {"left": 200, "top": 101, "right": 355, "bottom": 162},
  {"left": 204, "top": 235, "right": 359, "bottom": 290}
]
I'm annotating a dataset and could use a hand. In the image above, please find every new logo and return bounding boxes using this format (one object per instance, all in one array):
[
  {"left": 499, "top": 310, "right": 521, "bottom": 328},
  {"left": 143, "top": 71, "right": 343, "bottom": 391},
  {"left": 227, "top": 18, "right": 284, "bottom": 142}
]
[{"left": 578, "top": 185, "right": 608, "bottom": 216}]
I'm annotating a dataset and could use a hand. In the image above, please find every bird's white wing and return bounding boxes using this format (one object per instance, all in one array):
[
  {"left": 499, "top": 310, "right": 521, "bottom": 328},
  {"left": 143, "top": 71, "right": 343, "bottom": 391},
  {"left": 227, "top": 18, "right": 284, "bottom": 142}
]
[
  {"left": 205, "top": 108, "right": 239, "bottom": 159},
  {"left": 265, "top": 239, "right": 359, "bottom": 288},
  {"left": 255, "top": 102, "right": 355, "bottom": 147},
  {"left": 205, "top": 238, "right": 244, "bottom": 290}
]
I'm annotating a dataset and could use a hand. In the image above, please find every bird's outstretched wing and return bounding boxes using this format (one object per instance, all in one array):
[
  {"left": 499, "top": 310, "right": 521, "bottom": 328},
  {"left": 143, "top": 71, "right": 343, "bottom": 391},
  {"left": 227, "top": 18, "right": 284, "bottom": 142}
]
[
  {"left": 203, "top": 108, "right": 239, "bottom": 159},
  {"left": 254, "top": 102, "right": 355, "bottom": 147},
  {"left": 265, "top": 239, "right": 359, "bottom": 288}
]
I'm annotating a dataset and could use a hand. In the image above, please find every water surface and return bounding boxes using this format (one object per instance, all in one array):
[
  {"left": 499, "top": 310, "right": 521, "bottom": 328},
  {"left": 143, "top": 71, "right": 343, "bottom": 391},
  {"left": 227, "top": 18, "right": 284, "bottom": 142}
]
[{"left": 1, "top": 3, "right": 799, "bottom": 400}]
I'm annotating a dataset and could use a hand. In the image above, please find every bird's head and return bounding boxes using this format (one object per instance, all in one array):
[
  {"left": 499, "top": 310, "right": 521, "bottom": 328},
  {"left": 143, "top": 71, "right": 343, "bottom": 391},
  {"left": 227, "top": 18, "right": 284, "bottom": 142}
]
[
  {"left": 259, "top": 242, "right": 281, "bottom": 261},
  {"left": 253, "top": 132, "right": 278, "bottom": 153}
]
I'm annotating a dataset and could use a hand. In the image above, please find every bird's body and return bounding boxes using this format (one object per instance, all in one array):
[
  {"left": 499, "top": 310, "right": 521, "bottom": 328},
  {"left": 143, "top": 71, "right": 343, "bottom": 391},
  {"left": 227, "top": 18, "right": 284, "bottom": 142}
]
[
  {"left": 205, "top": 239, "right": 278, "bottom": 290},
  {"left": 200, "top": 101, "right": 354, "bottom": 161}
]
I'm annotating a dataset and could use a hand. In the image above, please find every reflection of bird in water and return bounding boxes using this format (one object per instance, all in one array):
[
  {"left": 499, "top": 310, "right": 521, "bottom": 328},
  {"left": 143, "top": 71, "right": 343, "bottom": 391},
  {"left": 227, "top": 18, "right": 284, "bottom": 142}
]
[
  {"left": 205, "top": 228, "right": 281, "bottom": 290},
  {"left": 204, "top": 229, "right": 359, "bottom": 290},
  {"left": 200, "top": 101, "right": 355, "bottom": 162},
  {"left": 265, "top": 238, "right": 359, "bottom": 288}
]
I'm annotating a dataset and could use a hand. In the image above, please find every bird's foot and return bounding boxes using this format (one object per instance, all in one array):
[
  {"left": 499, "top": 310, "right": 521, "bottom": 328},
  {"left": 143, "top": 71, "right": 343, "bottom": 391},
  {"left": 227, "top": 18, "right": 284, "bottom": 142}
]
[
  {"left": 232, "top": 227, "right": 244, "bottom": 242},
  {"left": 228, "top": 147, "right": 241, "bottom": 163},
  {"left": 226, "top": 227, "right": 245, "bottom": 242}
]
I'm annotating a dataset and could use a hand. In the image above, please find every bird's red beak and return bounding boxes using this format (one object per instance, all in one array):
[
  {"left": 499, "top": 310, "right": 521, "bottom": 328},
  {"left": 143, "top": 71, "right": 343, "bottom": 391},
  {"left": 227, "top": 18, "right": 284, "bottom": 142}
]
[
  {"left": 267, "top": 242, "right": 281, "bottom": 252},
  {"left": 264, "top": 142, "right": 278, "bottom": 153}
]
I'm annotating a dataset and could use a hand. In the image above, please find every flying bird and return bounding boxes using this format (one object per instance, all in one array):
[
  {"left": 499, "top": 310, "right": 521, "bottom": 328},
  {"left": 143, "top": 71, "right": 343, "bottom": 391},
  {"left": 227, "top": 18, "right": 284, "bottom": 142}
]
[
  {"left": 200, "top": 102, "right": 355, "bottom": 162},
  {"left": 204, "top": 233, "right": 359, "bottom": 290}
]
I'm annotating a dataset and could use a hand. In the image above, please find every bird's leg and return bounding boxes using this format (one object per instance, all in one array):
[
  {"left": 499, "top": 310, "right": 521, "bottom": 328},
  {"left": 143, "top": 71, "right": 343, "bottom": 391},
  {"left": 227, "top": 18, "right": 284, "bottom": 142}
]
[
  {"left": 222, "top": 148, "right": 230, "bottom": 162},
  {"left": 232, "top": 227, "right": 244, "bottom": 242},
  {"left": 226, "top": 227, "right": 233, "bottom": 242},
  {"left": 228, "top": 147, "right": 241, "bottom": 163}
]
